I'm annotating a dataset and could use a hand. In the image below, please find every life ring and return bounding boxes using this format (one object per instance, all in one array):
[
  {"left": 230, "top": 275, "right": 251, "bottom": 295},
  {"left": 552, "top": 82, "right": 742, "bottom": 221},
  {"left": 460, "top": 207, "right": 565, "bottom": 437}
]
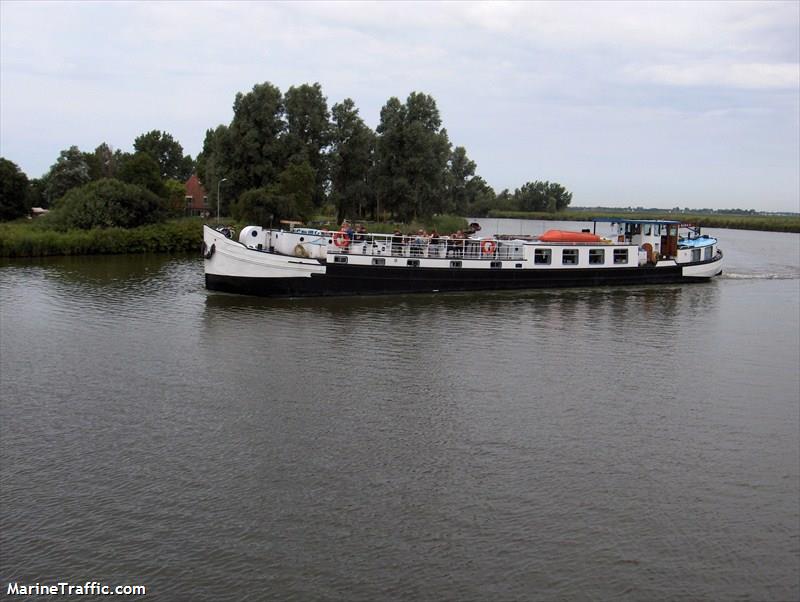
[
  {"left": 203, "top": 242, "right": 215, "bottom": 259},
  {"left": 481, "top": 239, "right": 497, "bottom": 255},
  {"left": 333, "top": 231, "right": 350, "bottom": 248}
]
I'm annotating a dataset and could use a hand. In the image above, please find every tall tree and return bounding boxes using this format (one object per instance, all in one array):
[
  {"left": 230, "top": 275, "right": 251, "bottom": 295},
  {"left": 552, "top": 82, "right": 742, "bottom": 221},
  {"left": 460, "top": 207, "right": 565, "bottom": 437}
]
[
  {"left": 25, "top": 177, "right": 48, "bottom": 210},
  {"left": 134, "top": 130, "right": 194, "bottom": 180},
  {"left": 231, "top": 162, "right": 315, "bottom": 225},
  {"left": 375, "top": 92, "right": 451, "bottom": 221},
  {"left": 0, "top": 158, "right": 31, "bottom": 221},
  {"left": 463, "top": 176, "right": 496, "bottom": 216},
  {"left": 226, "top": 82, "right": 286, "bottom": 194},
  {"left": 284, "top": 83, "right": 331, "bottom": 207},
  {"left": 44, "top": 146, "right": 91, "bottom": 204},
  {"left": 117, "top": 152, "right": 167, "bottom": 198},
  {"left": 85, "top": 143, "right": 126, "bottom": 181},
  {"left": 445, "top": 146, "right": 476, "bottom": 215},
  {"left": 329, "top": 98, "right": 375, "bottom": 222},
  {"left": 195, "top": 125, "right": 231, "bottom": 213},
  {"left": 514, "top": 180, "right": 572, "bottom": 212}
]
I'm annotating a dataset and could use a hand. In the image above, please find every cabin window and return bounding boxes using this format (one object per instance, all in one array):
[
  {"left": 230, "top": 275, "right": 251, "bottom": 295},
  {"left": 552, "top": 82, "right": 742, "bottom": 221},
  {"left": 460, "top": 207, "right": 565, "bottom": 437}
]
[
  {"left": 372, "top": 258, "right": 385, "bottom": 266},
  {"left": 333, "top": 256, "right": 348, "bottom": 264},
  {"left": 562, "top": 249, "right": 579, "bottom": 265},
  {"left": 692, "top": 249, "right": 701, "bottom": 262},
  {"left": 704, "top": 246, "right": 713, "bottom": 260},
  {"left": 450, "top": 260, "right": 462, "bottom": 268},
  {"left": 407, "top": 259, "right": 420, "bottom": 267},
  {"left": 534, "top": 249, "right": 551, "bottom": 265},
  {"left": 515, "top": 263, "right": 523, "bottom": 268},
  {"left": 613, "top": 248, "right": 628, "bottom": 264},
  {"left": 589, "top": 249, "right": 605, "bottom": 265},
  {"left": 490, "top": 261, "right": 502, "bottom": 269}
]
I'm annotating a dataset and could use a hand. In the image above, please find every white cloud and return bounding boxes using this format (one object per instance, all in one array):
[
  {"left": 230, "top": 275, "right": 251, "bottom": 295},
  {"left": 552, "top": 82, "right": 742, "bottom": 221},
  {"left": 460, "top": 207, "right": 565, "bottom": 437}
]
[{"left": 625, "top": 62, "right": 800, "bottom": 89}]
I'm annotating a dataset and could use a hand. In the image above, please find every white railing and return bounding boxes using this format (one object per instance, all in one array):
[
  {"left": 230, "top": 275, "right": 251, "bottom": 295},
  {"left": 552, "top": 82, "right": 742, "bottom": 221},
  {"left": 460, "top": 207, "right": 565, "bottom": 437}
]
[{"left": 326, "top": 233, "right": 525, "bottom": 260}]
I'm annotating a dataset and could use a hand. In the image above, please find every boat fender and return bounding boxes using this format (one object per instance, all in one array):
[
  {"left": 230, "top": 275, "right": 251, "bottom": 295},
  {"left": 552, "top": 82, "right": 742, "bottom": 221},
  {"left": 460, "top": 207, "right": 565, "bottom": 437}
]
[
  {"left": 481, "top": 239, "right": 497, "bottom": 255},
  {"left": 203, "top": 242, "right": 215, "bottom": 259},
  {"left": 294, "top": 243, "right": 310, "bottom": 258}
]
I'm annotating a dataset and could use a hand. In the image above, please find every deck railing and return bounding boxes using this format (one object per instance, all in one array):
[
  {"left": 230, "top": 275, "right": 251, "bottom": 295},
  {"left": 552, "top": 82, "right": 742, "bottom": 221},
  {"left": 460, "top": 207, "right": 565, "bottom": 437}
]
[{"left": 325, "top": 233, "right": 525, "bottom": 260}]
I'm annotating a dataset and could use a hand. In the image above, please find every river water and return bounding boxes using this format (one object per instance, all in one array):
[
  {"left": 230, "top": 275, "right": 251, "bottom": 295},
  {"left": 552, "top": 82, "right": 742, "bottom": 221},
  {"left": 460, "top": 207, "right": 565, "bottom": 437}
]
[{"left": 1, "top": 221, "right": 798, "bottom": 601}]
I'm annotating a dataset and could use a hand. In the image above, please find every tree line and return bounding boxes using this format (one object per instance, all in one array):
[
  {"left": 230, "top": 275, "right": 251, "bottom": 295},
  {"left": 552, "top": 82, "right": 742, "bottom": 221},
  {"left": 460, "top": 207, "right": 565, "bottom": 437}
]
[
  {"left": 0, "top": 82, "right": 573, "bottom": 228},
  {"left": 0, "top": 131, "right": 193, "bottom": 228}
]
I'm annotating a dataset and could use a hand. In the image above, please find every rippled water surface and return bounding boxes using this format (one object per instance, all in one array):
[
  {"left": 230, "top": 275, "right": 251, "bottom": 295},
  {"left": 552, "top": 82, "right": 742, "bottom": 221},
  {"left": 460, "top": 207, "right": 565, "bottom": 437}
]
[{"left": 1, "top": 224, "right": 798, "bottom": 601}]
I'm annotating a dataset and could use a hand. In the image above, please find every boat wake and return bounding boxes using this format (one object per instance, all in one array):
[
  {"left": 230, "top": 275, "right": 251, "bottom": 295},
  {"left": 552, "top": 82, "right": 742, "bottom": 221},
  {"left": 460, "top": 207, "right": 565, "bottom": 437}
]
[{"left": 721, "top": 272, "right": 799, "bottom": 280}]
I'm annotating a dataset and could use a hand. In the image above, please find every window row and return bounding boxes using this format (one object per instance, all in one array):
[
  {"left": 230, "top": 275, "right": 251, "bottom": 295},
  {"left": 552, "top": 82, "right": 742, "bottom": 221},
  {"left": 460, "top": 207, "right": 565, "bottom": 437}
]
[{"left": 534, "top": 248, "right": 629, "bottom": 266}]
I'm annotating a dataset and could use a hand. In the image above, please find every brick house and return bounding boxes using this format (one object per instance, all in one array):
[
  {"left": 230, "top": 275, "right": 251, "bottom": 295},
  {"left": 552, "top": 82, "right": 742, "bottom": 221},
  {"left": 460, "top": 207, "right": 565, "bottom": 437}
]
[{"left": 185, "top": 174, "right": 210, "bottom": 217}]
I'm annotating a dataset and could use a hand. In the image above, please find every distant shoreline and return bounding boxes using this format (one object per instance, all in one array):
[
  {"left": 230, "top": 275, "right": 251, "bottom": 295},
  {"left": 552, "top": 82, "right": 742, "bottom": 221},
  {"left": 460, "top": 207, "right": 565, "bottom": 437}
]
[{"left": 484, "top": 210, "right": 800, "bottom": 233}]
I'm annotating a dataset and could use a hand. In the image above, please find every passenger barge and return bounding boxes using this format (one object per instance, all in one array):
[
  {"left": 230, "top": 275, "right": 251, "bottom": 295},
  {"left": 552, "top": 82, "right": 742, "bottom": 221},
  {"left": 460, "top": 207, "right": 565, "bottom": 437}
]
[{"left": 202, "top": 219, "right": 723, "bottom": 298}]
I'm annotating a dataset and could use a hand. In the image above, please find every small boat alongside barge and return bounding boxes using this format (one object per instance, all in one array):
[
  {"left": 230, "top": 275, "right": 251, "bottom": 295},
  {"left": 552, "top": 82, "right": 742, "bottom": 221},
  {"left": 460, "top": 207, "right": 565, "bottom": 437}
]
[{"left": 202, "top": 219, "right": 723, "bottom": 298}]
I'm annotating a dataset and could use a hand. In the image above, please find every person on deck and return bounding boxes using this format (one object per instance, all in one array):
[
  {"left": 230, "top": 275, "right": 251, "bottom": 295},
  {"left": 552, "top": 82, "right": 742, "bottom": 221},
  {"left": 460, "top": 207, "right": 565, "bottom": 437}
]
[{"left": 429, "top": 229, "right": 441, "bottom": 257}]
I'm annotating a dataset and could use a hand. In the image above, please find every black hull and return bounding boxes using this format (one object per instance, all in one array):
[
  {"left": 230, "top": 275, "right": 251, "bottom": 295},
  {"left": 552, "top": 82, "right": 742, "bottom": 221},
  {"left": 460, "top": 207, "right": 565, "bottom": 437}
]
[{"left": 206, "top": 263, "right": 716, "bottom": 298}]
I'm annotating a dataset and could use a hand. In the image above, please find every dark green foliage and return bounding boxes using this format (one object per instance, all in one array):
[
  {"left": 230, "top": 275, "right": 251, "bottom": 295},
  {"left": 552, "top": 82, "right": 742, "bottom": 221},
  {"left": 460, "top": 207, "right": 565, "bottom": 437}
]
[
  {"left": 231, "top": 162, "right": 315, "bottom": 225},
  {"left": 0, "top": 158, "right": 31, "bottom": 220},
  {"left": 514, "top": 181, "right": 572, "bottom": 212},
  {"left": 134, "top": 130, "right": 194, "bottom": 180},
  {"left": 330, "top": 98, "right": 376, "bottom": 222},
  {"left": 196, "top": 125, "right": 230, "bottom": 213},
  {"left": 86, "top": 143, "right": 127, "bottom": 180},
  {"left": 45, "top": 146, "right": 91, "bottom": 204},
  {"left": 374, "top": 92, "right": 452, "bottom": 221},
  {"left": 464, "top": 177, "right": 499, "bottom": 217},
  {"left": 52, "top": 178, "right": 166, "bottom": 229},
  {"left": 445, "top": 146, "right": 477, "bottom": 215},
  {"left": 117, "top": 152, "right": 168, "bottom": 198},
  {"left": 228, "top": 82, "right": 286, "bottom": 193},
  {"left": 0, "top": 218, "right": 204, "bottom": 257},
  {"left": 25, "top": 177, "right": 47, "bottom": 210},
  {"left": 284, "top": 83, "right": 331, "bottom": 207},
  {"left": 165, "top": 179, "right": 189, "bottom": 217}
]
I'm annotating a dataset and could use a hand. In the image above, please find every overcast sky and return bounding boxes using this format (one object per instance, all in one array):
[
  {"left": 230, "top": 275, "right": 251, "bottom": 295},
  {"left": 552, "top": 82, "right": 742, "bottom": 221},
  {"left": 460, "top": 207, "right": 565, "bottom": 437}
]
[{"left": 1, "top": 1, "right": 798, "bottom": 211}]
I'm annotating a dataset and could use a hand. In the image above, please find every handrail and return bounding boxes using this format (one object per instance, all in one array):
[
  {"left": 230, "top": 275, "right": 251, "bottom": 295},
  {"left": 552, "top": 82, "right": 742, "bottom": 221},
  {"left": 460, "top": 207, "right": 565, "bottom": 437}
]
[{"left": 326, "top": 233, "right": 525, "bottom": 260}]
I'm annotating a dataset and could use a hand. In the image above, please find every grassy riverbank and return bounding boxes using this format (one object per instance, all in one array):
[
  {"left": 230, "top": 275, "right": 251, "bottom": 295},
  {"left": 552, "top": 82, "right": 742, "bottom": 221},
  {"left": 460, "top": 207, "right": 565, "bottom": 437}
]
[
  {"left": 486, "top": 209, "right": 800, "bottom": 233},
  {"left": 0, "top": 218, "right": 204, "bottom": 258}
]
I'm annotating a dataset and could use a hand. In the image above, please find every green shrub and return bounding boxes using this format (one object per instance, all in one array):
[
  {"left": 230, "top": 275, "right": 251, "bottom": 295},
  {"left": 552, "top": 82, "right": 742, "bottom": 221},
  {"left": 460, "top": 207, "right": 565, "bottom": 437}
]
[
  {"left": 52, "top": 178, "right": 167, "bottom": 229},
  {"left": 0, "top": 218, "right": 204, "bottom": 257}
]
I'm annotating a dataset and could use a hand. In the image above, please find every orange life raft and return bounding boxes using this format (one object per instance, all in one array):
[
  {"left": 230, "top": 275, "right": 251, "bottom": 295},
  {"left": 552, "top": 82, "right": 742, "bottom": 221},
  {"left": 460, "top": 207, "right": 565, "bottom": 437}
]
[{"left": 537, "top": 230, "right": 602, "bottom": 243}]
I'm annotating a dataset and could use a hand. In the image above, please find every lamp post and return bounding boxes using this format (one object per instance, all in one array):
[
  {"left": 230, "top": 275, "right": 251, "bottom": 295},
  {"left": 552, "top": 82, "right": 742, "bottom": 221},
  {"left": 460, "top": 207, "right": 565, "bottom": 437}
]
[{"left": 216, "top": 178, "right": 228, "bottom": 224}]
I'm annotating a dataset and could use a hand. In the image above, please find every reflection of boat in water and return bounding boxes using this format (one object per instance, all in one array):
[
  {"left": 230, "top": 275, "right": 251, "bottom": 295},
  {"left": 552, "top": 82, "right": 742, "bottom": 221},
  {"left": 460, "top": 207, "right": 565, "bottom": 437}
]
[{"left": 202, "top": 218, "right": 723, "bottom": 298}]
